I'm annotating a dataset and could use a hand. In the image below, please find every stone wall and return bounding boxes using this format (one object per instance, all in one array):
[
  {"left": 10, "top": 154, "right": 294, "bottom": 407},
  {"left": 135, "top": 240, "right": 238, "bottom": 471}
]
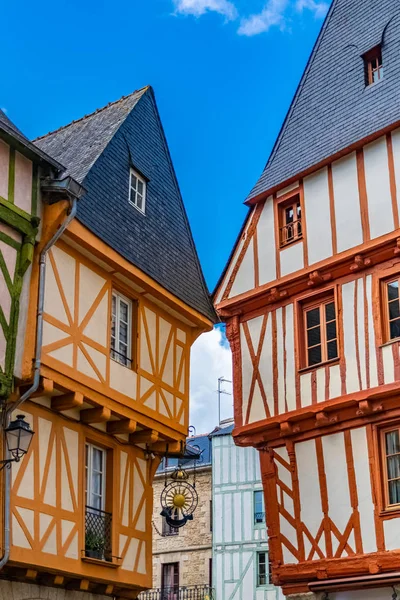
[
  {"left": 151, "top": 467, "right": 212, "bottom": 588},
  {"left": 0, "top": 581, "right": 109, "bottom": 600}
]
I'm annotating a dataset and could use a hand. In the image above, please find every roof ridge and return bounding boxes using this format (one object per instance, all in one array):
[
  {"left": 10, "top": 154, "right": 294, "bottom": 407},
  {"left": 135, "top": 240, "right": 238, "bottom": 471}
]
[{"left": 33, "top": 85, "right": 150, "bottom": 142}]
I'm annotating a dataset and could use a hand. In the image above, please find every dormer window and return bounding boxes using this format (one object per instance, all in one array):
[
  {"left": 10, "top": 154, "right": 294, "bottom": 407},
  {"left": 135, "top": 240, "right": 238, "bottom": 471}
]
[
  {"left": 279, "top": 194, "right": 302, "bottom": 247},
  {"left": 364, "top": 45, "right": 383, "bottom": 86},
  {"left": 129, "top": 168, "right": 146, "bottom": 213}
]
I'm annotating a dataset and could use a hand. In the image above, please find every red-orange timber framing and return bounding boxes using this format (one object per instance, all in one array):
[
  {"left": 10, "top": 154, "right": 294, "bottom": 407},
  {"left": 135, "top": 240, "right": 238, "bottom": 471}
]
[{"left": 216, "top": 122, "right": 400, "bottom": 596}]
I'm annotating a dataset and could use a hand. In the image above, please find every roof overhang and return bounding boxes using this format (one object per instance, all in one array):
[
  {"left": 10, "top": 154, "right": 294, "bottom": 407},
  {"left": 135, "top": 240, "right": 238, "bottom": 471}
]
[{"left": 0, "top": 121, "right": 65, "bottom": 172}]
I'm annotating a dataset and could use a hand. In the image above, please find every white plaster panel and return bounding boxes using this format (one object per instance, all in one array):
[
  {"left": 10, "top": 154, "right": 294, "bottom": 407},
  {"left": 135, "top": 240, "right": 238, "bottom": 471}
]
[
  {"left": 277, "top": 182, "right": 299, "bottom": 197},
  {"left": 243, "top": 491, "right": 252, "bottom": 541},
  {"left": 248, "top": 380, "right": 266, "bottom": 423},
  {"left": 215, "top": 493, "right": 223, "bottom": 544},
  {"left": 0, "top": 240, "right": 17, "bottom": 282},
  {"left": 65, "top": 531, "right": 78, "bottom": 559},
  {"left": 382, "top": 344, "right": 395, "bottom": 384},
  {"left": 316, "top": 367, "right": 325, "bottom": 403},
  {"left": 233, "top": 491, "right": 242, "bottom": 542},
  {"left": 285, "top": 304, "right": 296, "bottom": 412},
  {"left": 329, "top": 363, "right": 341, "bottom": 399},
  {"left": 247, "top": 315, "right": 263, "bottom": 351},
  {"left": 14, "top": 261, "right": 31, "bottom": 378},
  {"left": 280, "top": 241, "right": 304, "bottom": 277},
  {"left": 258, "top": 313, "right": 275, "bottom": 417},
  {"left": 332, "top": 152, "right": 363, "bottom": 253},
  {"left": 176, "top": 328, "right": 186, "bottom": 344},
  {"left": 12, "top": 514, "right": 31, "bottom": 548},
  {"left": 279, "top": 513, "right": 298, "bottom": 562},
  {"left": 364, "top": 137, "right": 394, "bottom": 239},
  {"left": 0, "top": 222, "right": 20, "bottom": 242},
  {"left": 81, "top": 343, "right": 107, "bottom": 378},
  {"left": 300, "top": 372, "right": 312, "bottom": 407},
  {"left": 77, "top": 347, "right": 100, "bottom": 381},
  {"left": 42, "top": 526, "right": 57, "bottom": 554},
  {"left": 295, "top": 439, "right": 324, "bottom": 554},
  {"left": 82, "top": 293, "right": 108, "bottom": 346},
  {"left": 78, "top": 264, "right": 106, "bottom": 325},
  {"left": 257, "top": 196, "right": 277, "bottom": 285},
  {"left": 366, "top": 275, "right": 378, "bottom": 388},
  {"left": 357, "top": 278, "right": 367, "bottom": 389},
  {"left": 61, "top": 519, "right": 74, "bottom": 545},
  {"left": 342, "top": 281, "right": 360, "bottom": 393},
  {"left": 384, "top": 517, "right": 400, "bottom": 551},
  {"left": 304, "top": 167, "right": 333, "bottom": 264},
  {"left": 274, "top": 446, "right": 291, "bottom": 489},
  {"left": 42, "top": 321, "right": 69, "bottom": 347},
  {"left": 14, "top": 151, "right": 32, "bottom": 213},
  {"left": 51, "top": 246, "right": 76, "bottom": 318},
  {"left": 241, "top": 325, "right": 253, "bottom": 422},
  {"left": 0, "top": 140, "right": 9, "bottom": 199},
  {"left": 223, "top": 493, "right": 233, "bottom": 542},
  {"left": 215, "top": 236, "right": 245, "bottom": 304},
  {"left": 44, "top": 255, "right": 69, "bottom": 325},
  {"left": 110, "top": 359, "right": 137, "bottom": 399},
  {"left": 350, "top": 427, "right": 376, "bottom": 554},
  {"left": 276, "top": 308, "right": 285, "bottom": 414},
  {"left": 391, "top": 128, "right": 400, "bottom": 221},
  {"left": 121, "top": 537, "right": 139, "bottom": 571},
  {"left": 0, "top": 267, "right": 11, "bottom": 323},
  {"left": 322, "top": 433, "right": 351, "bottom": 537},
  {"left": 0, "top": 327, "right": 5, "bottom": 370},
  {"left": 229, "top": 238, "right": 255, "bottom": 298}
]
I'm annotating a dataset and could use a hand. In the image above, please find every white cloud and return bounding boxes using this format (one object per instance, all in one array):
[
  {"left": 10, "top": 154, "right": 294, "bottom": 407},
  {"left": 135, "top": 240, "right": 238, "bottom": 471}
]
[
  {"left": 296, "top": 0, "right": 329, "bottom": 18},
  {"left": 189, "top": 325, "right": 233, "bottom": 435},
  {"left": 238, "top": 0, "right": 288, "bottom": 36},
  {"left": 173, "top": 0, "right": 238, "bottom": 20},
  {"left": 238, "top": 0, "right": 329, "bottom": 36}
]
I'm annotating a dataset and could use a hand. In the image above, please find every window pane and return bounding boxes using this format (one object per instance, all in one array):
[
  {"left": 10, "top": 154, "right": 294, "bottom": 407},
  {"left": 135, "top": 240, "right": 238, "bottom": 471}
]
[
  {"left": 306, "top": 308, "right": 320, "bottom": 329},
  {"left": 390, "top": 319, "right": 400, "bottom": 340},
  {"left": 93, "top": 448, "right": 103, "bottom": 472},
  {"left": 389, "top": 479, "right": 400, "bottom": 505},
  {"left": 388, "top": 281, "right": 399, "bottom": 301},
  {"left": 136, "top": 194, "right": 143, "bottom": 210},
  {"left": 137, "top": 180, "right": 144, "bottom": 195},
  {"left": 387, "top": 455, "right": 400, "bottom": 480},
  {"left": 296, "top": 202, "right": 301, "bottom": 219},
  {"left": 389, "top": 300, "right": 400, "bottom": 320},
  {"left": 120, "top": 301, "right": 129, "bottom": 323},
  {"left": 307, "top": 326, "right": 321, "bottom": 347},
  {"left": 131, "top": 174, "right": 137, "bottom": 190},
  {"left": 308, "top": 345, "right": 322, "bottom": 366},
  {"left": 386, "top": 430, "right": 400, "bottom": 455},
  {"left": 285, "top": 207, "right": 294, "bottom": 224},
  {"left": 327, "top": 340, "right": 338, "bottom": 360},
  {"left": 325, "top": 302, "right": 336, "bottom": 322},
  {"left": 326, "top": 320, "right": 337, "bottom": 341},
  {"left": 92, "top": 472, "right": 102, "bottom": 495},
  {"left": 258, "top": 553, "right": 266, "bottom": 586}
]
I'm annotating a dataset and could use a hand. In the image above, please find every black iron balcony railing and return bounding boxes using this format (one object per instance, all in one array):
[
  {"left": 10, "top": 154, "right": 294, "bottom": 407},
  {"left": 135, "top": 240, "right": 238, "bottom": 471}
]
[
  {"left": 85, "top": 505, "right": 112, "bottom": 561},
  {"left": 254, "top": 511, "right": 266, "bottom": 524},
  {"left": 139, "top": 586, "right": 214, "bottom": 600}
]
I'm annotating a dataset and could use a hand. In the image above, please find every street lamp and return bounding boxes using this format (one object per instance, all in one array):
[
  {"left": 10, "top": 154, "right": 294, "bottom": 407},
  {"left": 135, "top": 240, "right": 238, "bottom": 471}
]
[{"left": 0, "top": 415, "right": 34, "bottom": 470}]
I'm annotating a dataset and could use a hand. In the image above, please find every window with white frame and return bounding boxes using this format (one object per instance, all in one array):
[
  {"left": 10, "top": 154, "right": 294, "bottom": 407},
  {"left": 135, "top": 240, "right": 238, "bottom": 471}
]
[
  {"left": 129, "top": 168, "right": 146, "bottom": 213},
  {"left": 254, "top": 490, "right": 265, "bottom": 524},
  {"left": 257, "top": 552, "right": 268, "bottom": 586},
  {"left": 111, "top": 291, "right": 133, "bottom": 367},
  {"left": 85, "top": 443, "right": 106, "bottom": 511}
]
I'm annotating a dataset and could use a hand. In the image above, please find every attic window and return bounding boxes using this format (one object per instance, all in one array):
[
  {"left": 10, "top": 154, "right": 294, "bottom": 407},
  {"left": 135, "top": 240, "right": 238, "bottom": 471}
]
[
  {"left": 129, "top": 168, "right": 146, "bottom": 213},
  {"left": 364, "top": 46, "right": 383, "bottom": 86}
]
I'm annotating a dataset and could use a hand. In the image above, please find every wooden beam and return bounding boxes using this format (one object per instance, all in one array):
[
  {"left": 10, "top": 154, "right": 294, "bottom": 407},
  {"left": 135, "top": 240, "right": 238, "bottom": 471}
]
[
  {"left": 80, "top": 406, "right": 111, "bottom": 424},
  {"left": 52, "top": 392, "right": 84, "bottom": 412},
  {"left": 54, "top": 575, "right": 64, "bottom": 585},
  {"left": 20, "top": 377, "right": 54, "bottom": 399},
  {"left": 107, "top": 419, "right": 137, "bottom": 435},
  {"left": 26, "top": 569, "right": 37, "bottom": 580},
  {"left": 129, "top": 430, "right": 159, "bottom": 445},
  {"left": 105, "top": 585, "right": 114, "bottom": 595},
  {"left": 80, "top": 579, "right": 90, "bottom": 591},
  {"left": 150, "top": 440, "right": 183, "bottom": 455}
]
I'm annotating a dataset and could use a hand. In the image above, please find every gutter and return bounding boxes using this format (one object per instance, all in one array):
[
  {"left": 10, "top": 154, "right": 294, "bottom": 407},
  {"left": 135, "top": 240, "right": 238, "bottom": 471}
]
[
  {"left": 310, "top": 571, "right": 400, "bottom": 593},
  {"left": 0, "top": 195, "right": 78, "bottom": 571}
]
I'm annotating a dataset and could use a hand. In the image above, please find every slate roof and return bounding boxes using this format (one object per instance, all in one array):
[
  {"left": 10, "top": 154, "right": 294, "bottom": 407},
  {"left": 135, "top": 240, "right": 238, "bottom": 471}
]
[
  {"left": 209, "top": 423, "right": 234, "bottom": 437},
  {"left": 248, "top": 0, "right": 400, "bottom": 201},
  {"left": 34, "top": 87, "right": 216, "bottom": 322},
  {"left": 157, "top": 433, "right": 212, "bottom": 473}
]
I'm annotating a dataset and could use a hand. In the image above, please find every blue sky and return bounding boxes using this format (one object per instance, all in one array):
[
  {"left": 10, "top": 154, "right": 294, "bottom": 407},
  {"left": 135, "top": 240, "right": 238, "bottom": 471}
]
[{"left": 2, "top": 0, "right": 329, "bottom": 292}]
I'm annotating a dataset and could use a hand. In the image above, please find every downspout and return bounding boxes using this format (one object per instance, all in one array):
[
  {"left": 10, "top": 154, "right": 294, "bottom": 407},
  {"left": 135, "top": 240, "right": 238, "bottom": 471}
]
[{"left": 0, "top": 197, "right": 77, "bottom": 571}]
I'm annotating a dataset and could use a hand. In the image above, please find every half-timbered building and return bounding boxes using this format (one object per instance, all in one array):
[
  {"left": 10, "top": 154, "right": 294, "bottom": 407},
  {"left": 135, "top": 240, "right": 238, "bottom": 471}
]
[
  {"left": 0, "top": 88, "right": 215, "bottom": 600},
  {"left": 215, "top": 1, "right": 400, "bottom": 597}
]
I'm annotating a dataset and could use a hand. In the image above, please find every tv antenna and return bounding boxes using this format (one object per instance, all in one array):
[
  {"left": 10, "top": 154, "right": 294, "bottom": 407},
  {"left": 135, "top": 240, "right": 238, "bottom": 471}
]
[{"left": 217, "top": 376, "right": 232, "bottom": 426}]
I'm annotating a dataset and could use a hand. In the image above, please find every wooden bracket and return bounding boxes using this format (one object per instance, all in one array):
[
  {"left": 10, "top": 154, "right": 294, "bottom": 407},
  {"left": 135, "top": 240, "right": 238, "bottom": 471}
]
[
  {"left": 280, "top": 422, "right": 292, "bottom": 436},
  {"left": 20, "top": 377, "right": 53, "bottom": 399},
  {"left": 394, "top": 237, "right": 400, "bottom": 255},
  {"left": 350, "top": 254, "right": 372, "bottom": 271},
  {"left": 307, "top": 271, "right": 332, "bottom": 287},
  {"left": 54, "top": 575, "right": 65, "bottom": 585},
  {"left": 368, "top": 560, "right": 381, "bottom": 574},
  {"left": 269, "top": 287, "right": 288, "bottom": 303},
  {"left": 80, "top": 579, "right": 90, "bottom": 591},
  {"left": 151, "top": 440, "right": 182, "bottom": 455},
  {"left": 51, "top": 392, "right": 84, "bottom": 412},
  {"left": 80, "top": 406, "right": 111, "bottom": 424},
  {"left": 129, "top": 429, "right": 159, "bottom": 445},
  {"left": 315, "top": 411, "right": 338, "bottom": 427},
  {"left": 356, "top": 400, "right": 373, "bottom": 416},
  {"left": 107, "top": 419, "right": 137, "bottom": 435},
  {"left": 105, "top": 585, "right": 114, "bottom": 595},
  {"left": 26, "top": 569, "right": 37, "bottom": 580}
]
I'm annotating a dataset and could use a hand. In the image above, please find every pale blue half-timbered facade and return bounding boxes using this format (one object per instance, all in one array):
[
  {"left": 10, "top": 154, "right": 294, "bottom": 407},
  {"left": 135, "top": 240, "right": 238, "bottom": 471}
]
[{"left": 211, "top": 424, "right": 282, "bottom": 600}]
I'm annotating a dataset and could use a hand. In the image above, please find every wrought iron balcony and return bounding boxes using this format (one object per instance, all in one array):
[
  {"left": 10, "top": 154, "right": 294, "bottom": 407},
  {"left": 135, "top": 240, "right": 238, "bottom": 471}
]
[
  {"left": 254, "top": 511, "right": 265, "bottom": 524},
  {"left": 85, "top": 505, "right": 112, "bottom": 561},
  {"left": 138, "top": 585, "right": 214, "bottom": 600}
]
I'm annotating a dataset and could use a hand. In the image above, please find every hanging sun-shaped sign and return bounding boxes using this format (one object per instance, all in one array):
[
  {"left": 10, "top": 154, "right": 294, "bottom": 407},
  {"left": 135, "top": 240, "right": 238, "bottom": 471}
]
[{"left": 160, "top": 479, "right": 198, "bottom": 528}]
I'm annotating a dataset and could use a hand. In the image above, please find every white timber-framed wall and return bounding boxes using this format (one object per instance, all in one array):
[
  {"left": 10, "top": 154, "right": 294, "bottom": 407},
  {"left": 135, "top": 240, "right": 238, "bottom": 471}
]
[{"left": 211, "top": 427, "right": 281, "bottom": 600}]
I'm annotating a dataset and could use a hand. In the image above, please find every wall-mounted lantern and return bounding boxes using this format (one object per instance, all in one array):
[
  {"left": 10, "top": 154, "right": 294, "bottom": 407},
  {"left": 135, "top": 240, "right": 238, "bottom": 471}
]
[{"left": 0, "top": 415, "right": 34, "bottom": 470}]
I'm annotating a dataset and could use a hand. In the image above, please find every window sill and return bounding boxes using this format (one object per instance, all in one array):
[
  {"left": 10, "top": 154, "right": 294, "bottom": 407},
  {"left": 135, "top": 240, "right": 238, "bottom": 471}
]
[
  {"left": 279, "top": 236, "right": 303, "bottom": 251},
  {"left": 81, "top": 555, "right": 121, "bottom": 568},
  {"left": 129, "top": 200, "right": 146, "bottom": 216},
  {"left": 379, "top": 506, "right": 400, "bottom": 520},
  {"left": 379, "top": 339, "right": 400, "bottom": 349},
  {"left": 298, "top": 357, "right": 340, "bottom": 374}
]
